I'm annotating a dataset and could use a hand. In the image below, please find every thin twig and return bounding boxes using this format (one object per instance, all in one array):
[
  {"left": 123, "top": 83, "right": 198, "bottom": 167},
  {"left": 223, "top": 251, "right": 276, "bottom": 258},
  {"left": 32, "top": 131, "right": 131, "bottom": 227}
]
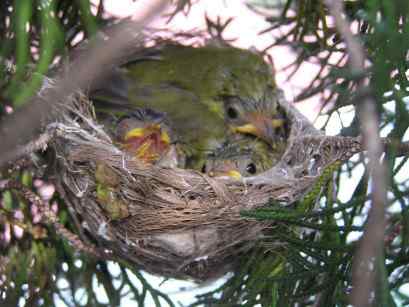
[
  {"left": 343, "top": 137, "right": 409, "bottom": 160},
  {"left": 1, "top": 128, "right": 54, "bottom": 169},
  {"left": 324, "top": 1, "right": 387, "bottom": 306},
  {"left": 0, "top": 180, "right": 103, "bottom": 258},
  {"left": 381, "top": 138, "right": 409, "bottom": 157}
]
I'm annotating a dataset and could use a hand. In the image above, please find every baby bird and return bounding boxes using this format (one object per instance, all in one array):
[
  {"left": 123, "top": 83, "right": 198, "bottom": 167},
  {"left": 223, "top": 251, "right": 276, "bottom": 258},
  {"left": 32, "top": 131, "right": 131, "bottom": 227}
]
[
  {"left": 204, "top": 136, "right": 284, "bottom": 180},
  {"left": 95, "top": 108, "right": 183, "bottom": 221}
]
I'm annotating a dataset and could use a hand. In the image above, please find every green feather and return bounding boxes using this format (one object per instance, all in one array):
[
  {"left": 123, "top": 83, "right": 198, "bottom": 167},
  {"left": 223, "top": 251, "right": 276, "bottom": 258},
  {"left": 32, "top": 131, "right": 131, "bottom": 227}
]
[{"left": 91, "top": 44, "right": 279, "bottom": 169}]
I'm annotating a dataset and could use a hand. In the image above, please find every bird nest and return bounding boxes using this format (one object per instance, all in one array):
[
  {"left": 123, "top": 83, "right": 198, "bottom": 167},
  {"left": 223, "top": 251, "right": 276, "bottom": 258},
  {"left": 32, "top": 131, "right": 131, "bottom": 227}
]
[{"left": 48, "top": 89, "right": 361, "bottom": 282}]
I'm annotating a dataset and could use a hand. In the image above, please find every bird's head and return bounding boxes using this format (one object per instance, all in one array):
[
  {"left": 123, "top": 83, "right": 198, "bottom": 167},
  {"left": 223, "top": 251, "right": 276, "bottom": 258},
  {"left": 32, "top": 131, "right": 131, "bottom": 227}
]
[
  {"left": 208, "top": 48, "right": 289, "bottom": 145},
  {"left": 203, "top": 138, "right": 280, "bottom": 180},
  {"left": 223, "top": 90, "right": 289, "bottom": 147},
  {"left": 116, "top": 109, "right": 172, "bottom": 163}
]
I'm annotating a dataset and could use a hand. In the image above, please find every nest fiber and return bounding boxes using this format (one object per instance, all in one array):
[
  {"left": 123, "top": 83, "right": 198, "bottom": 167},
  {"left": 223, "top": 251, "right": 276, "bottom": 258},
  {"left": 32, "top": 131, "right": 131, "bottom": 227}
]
[{"left": 49, "top": 87, "right": 360, "bottom": 281}]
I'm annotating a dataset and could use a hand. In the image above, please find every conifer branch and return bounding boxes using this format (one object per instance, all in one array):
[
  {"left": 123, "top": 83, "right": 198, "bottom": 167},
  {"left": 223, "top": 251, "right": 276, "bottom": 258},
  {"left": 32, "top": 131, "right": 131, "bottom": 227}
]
[{"left": 325, "top": 1, "right": 387, "bottom": 306}]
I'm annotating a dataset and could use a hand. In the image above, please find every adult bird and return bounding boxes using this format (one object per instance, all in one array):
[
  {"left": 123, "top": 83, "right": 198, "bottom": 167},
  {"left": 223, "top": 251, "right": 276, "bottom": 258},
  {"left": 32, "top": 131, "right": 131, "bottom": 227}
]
[{"left": 91, "top": 43, "right": 288, "bottom": 169}]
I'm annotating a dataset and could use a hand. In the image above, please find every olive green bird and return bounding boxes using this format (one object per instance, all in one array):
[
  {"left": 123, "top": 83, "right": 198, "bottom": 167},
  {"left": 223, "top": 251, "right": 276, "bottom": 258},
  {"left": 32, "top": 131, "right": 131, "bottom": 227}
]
[
  {"left": 204, "top": 136, "right": 285, "bottom": 180},
  {"left": 91, "top": 43, "right": 288, "bottom": 169}
]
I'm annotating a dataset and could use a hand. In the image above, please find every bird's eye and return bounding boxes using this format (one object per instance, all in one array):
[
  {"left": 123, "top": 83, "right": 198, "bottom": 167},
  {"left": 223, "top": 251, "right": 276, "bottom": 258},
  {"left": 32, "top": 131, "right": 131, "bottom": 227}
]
[
  {"left": 246, "top": 163, "right": 257, "bottom": 175},
  {"left": 201, "top": 163, "right": 207, "bottom": 173},
  {"left": 226, "top": 106, "right": 239, "bottom": 119}
]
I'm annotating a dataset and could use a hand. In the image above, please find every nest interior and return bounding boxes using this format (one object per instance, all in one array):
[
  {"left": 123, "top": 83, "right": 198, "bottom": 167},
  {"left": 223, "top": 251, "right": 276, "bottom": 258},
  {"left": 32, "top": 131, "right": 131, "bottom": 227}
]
[{"left": 47, "top": 80, "right": 361, "bottom": 281}]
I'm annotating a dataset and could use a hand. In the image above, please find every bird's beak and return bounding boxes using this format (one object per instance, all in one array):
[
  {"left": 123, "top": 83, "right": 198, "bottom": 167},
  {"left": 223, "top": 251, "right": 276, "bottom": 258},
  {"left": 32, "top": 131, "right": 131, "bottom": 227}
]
[
  {"left": 209, "top": 169, "right": 242, "bottom": 180},
  {"left": 226, "top": 170, "right": 242, "bottom": 180},
  {"left": 208, "top": 162, "right": 242, "bottom": 180},
  {"left": 233, "top": 114, "right": 285, "bottom": 143},
  {"left": 232, "top": 123, "right": 258, "bottom": 135},
  {"left": 160, "top": 130, "right": 171, "bottom": 145},
  {"left": 122, "top": 124, "right": 170, "bottom": 163},
  {"left": 124, "top": 127, "right": 146, "bottom": 140},
  {"left": 124, "top": 124, "right": 170, "bottom": 144},
  {"left": 134, "top": 141, "right": 156, "bottom": 161},
  {"left": 124, "top": 124, "right": 163, "bottom": 140}
]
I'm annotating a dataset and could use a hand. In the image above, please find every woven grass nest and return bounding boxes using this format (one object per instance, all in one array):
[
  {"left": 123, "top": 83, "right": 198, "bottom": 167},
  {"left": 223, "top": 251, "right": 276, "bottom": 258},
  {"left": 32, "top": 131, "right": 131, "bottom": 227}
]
[{"left": 48, "top": 79, "right": 361, "bottom": 282}]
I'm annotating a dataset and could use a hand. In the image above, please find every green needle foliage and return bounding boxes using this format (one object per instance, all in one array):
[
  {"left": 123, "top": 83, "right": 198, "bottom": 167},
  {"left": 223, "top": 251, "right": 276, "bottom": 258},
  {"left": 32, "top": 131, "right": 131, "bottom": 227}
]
[
  {"left": 196, "top": 1, "right": 409, "bottom": 305},
  {"left": 1, "top": 0, "right": 409, "bottom": 306},
  {"left": 0, "top": 0, "right": 101, "bottom": 107}
]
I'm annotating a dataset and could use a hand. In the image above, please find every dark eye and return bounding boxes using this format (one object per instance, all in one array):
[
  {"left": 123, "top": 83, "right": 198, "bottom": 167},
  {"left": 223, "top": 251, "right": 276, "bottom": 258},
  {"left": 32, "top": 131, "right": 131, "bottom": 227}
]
[
  {"left": 246, "top": 163, "right": 257, "bottom": 175},
  {"left": 226, "top": 106, "right": 239, "bottom": 119},
  {"left": 201, "top": 163, "right": 207, "bottom": 173}
]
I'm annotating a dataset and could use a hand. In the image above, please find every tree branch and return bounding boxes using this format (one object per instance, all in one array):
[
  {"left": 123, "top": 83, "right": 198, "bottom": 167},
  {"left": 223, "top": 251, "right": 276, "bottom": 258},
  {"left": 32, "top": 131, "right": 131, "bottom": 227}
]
[
  {"left": 0, "top": 180, "right": 103, "bottom": 258},
  {"left": 324, "top": 1, "right": 387, "bottom": 306}
]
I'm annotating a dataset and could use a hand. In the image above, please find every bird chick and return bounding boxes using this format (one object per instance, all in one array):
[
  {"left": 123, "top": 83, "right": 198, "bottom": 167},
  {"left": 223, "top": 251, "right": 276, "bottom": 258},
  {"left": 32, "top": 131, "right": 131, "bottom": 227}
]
[
  {"left": 204, "top": 137, "right": 284, "bottom": 180},
  {"left": 114, "top": 108, "right": 182, "bottom": 168},
  {"left": 91, "top": 43, "right": 288, "bottom": 169}
]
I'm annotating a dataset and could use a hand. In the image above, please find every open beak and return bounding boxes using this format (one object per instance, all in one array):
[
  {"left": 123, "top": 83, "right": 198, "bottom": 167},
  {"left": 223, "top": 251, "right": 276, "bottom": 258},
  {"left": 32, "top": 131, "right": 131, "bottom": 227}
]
[
  {"left": 124, "top": 124, "right": 162, "bottom": 140},
  {"left": 125, "top": 124, "right": 170, "bottom": 144},
  {"left": 159, "top": 129, "right": 171, "bottom": 145},
  {"left": 122, "top": 124, "right": 171, "bottom": 163},
  {"left": 124, "top": 127, "right": 146, "bottom": 140}
]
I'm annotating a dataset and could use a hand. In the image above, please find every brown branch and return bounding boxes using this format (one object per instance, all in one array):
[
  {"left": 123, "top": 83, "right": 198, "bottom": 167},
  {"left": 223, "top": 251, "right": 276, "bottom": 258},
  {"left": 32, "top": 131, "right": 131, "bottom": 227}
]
[
  {"left": 0, "top": 0, "right": 168, "bottom": 168},
  {"left": 344, "top": 137, "right": 409, "bottom": 160},
  {"left": 324, "top": 1, "right": 387, "bottom": 307},
  {"left": 2, "top": 157, "right": 34, "bottom": 174},
  {"left": 1, "top": 129, "right": 54, "bottom": 171},
  {"left": 381, "top": 138, "right": 409, "bottom": 157}
]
